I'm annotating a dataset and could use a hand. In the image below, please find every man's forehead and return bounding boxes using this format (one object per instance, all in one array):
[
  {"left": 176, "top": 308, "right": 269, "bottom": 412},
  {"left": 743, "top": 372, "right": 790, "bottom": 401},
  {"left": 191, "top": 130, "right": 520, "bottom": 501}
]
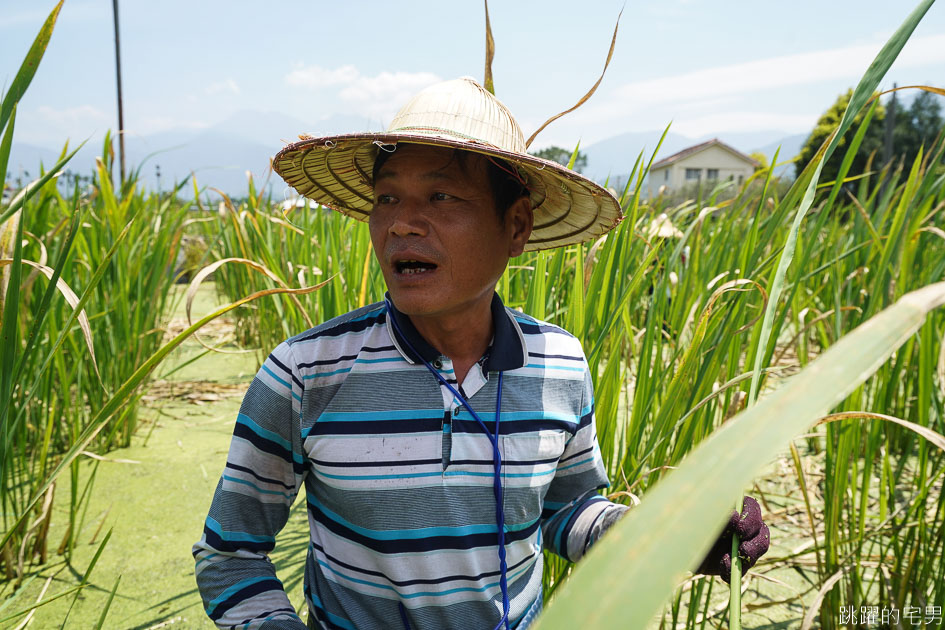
[{"left": 373, "top": 145, "right": 488, "bottom": 183}]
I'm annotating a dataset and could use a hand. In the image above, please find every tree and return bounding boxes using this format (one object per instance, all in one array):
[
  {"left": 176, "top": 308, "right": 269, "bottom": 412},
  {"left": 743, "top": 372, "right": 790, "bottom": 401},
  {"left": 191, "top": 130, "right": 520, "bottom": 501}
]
[
  {"left": 796, "top": 88, "right": 944, "bottom": 183},
  {"left": 892, "top": 90, "right": 943, "bottom": 167},
  {"left": 530, "top": 146, "right": 587, "bottom": 174},
  {"left": 794, "top": 89, "right": 886, "bottom": 182},
  {"left": 748, "top": 151, "right": 769, "bottom": 172}
]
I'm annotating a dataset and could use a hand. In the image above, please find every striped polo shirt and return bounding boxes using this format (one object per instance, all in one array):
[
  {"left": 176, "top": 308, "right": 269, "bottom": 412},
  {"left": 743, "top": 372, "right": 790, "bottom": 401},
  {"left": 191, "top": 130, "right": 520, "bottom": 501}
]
[{"left": 193, "top": 294, "right": 627, "bottom": 630}]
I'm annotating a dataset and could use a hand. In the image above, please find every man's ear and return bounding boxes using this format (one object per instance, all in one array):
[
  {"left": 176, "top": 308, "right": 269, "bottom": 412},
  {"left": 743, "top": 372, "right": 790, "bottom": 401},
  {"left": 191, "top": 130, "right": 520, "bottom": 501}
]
[{"left": 507, "top": 197, "right": 533, "bottom": 258}]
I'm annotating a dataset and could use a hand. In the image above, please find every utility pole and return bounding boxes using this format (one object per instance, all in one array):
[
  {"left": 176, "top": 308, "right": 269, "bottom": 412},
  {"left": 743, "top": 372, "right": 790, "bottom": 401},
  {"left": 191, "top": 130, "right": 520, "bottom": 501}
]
[{"left": 112, "top": 0, "right": 126, "bottom": 184}]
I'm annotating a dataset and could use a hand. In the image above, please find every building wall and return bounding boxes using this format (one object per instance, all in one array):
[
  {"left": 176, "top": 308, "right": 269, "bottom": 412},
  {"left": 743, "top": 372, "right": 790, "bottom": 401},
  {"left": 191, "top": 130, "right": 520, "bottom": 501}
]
[
  {"left": 647, "top": 144, "right": 756, "bottom": 197},
  {"left": 648, "top": 165, "right": 671, "bottom": 198}
]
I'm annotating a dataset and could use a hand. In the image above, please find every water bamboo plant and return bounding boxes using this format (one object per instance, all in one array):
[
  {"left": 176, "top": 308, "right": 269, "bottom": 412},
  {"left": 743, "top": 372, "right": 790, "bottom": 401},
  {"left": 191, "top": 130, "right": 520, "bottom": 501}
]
[{"left": 2, "top": 0, "right": 944, "bottom": 627}]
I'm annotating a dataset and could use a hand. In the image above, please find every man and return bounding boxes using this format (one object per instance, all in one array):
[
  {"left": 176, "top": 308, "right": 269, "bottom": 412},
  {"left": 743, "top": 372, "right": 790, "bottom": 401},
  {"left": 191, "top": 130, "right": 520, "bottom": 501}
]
[{"left": 193, "top": 77, "right": 768, "bottom": 630}]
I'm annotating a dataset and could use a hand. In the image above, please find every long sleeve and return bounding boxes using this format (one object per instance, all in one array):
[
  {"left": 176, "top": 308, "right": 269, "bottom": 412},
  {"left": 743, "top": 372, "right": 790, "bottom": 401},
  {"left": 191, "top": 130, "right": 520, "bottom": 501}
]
[
  {"left": 541, "top": 366, "right": 630, "bottom": 562},
  {"left": 192, "top": 342, "right": 308, "bottom": 630}
]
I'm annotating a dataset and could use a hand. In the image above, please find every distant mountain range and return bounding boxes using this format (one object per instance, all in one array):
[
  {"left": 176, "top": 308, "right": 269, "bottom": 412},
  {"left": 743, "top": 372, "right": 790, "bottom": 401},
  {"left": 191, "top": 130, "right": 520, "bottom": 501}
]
[
  {"left": 6, "top": 110, "right": 381, "bottom": 198},
  {"left": 6, "top": 109, "right": 806, "bottom": 198}
]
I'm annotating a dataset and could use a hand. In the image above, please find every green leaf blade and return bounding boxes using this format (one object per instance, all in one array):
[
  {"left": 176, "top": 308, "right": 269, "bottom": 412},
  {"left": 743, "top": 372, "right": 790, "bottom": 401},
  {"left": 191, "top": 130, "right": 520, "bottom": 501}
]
[
  {"left": 0, "top": 1, "right": 64, "bottom": 133},
  {"left": 534, "top": 282, "right": 945, "bottom": 630}
]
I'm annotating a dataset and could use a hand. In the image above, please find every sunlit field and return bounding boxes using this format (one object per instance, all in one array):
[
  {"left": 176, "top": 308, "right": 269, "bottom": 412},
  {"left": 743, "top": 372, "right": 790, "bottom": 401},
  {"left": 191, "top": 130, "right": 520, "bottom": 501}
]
[{"left": 2, "top": 2, "right": 944, "bottom": 628}]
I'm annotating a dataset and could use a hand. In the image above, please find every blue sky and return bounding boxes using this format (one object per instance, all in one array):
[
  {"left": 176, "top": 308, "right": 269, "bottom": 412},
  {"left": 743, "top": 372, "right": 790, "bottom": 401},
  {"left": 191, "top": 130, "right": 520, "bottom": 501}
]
[{"left": 3, "top": 0, "right": 945, "bottom": 151}]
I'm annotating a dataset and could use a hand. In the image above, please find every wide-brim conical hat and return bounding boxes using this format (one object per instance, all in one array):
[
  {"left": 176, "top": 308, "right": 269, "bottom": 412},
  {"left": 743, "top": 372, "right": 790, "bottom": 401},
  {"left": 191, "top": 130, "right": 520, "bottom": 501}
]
[{"left": 272, "top": 77, "right": 622, "bottom": 251}]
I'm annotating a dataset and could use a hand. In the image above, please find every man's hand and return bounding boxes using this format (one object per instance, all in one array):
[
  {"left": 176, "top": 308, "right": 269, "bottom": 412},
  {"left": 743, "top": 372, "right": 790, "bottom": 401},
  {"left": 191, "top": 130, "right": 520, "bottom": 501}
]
[{"left": 696, "top": 496, "right": 770, "bottom": 583}]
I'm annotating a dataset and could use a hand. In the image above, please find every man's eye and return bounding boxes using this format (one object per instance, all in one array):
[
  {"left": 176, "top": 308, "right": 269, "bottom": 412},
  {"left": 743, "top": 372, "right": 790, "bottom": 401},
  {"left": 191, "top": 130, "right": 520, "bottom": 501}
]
[
  {"left": 375, "top": 194, "right": 395, "bottom": 204},
  {"left": 432, "top": 192, "right": 454, "bottom": 201}
]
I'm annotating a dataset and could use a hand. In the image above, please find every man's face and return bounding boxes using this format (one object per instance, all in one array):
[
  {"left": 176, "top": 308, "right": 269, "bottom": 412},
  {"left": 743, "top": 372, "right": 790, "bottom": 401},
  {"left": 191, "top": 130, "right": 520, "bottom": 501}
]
[{"left": 369, "top": 144, "right": 532, "bottom": 321}]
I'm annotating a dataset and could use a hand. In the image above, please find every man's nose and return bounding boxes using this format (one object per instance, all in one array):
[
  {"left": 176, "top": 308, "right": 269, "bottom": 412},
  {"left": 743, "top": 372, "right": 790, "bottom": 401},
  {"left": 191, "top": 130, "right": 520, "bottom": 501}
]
[{"left": 388, "top": 200, "right": 428, "bottom": 237}]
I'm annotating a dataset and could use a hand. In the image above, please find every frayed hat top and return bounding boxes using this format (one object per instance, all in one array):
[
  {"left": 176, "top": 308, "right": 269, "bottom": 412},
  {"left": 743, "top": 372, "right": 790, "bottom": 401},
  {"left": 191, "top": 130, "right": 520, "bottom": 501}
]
[{"left": 272, "top": 77, "right": 622, "bottom": 251}]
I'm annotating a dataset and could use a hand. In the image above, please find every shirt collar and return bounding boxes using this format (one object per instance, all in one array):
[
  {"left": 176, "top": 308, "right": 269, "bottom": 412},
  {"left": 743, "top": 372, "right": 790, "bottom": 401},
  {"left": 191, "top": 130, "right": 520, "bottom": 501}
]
[{"left": 384, "top": 292, "right": 527, "bottom": 372}]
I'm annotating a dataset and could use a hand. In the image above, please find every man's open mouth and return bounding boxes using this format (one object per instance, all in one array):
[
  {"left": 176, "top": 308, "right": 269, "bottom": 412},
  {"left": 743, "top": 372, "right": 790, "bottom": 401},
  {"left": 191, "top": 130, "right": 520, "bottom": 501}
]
[{"left": 395, "top": 260, "right": 438, "bottom": 275}]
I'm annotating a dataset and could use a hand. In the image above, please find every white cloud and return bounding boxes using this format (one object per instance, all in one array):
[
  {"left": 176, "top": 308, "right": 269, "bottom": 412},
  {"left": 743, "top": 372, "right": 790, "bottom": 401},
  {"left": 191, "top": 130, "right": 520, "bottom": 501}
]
[
  {"left": 674, "top": 97, "right": 736, "bottom": 112},
  {"left": 894, "top": 32, "right": 945, "bottom": 69},
  {"left": 285, "top": 64, "right": 360, "bottom": 88},
  {"left": 0, "top": 2, "right": 102, "bottom": 29},
  {"left": 131, "top": 116, "right": 210, "bottom": 135},
  {"left": 0, "top": 9, "right": 52, "bottom": 28},
  {"left": 584, "top": 33, "right": 945, "bottom": 121},
  {"left": 205, "top": 78, "right": 240, "bottom": 95},
  {"left": 13, "top": 104, "right": 112, "bottom": 145},
  {"left": 338, "top": 71, "right": 441, "bottom": 118},
  {"left": 32, "top": 108, "right": 207, "bottom": 139},
  {"left": 671, "top": 111, "right": 819, "bottom": 137},
  {"left": 284, "top": 64, "right": 441, "bottom": 121},
  {"left": 37, "top": 104, "right": 110, "bottom": 127}
]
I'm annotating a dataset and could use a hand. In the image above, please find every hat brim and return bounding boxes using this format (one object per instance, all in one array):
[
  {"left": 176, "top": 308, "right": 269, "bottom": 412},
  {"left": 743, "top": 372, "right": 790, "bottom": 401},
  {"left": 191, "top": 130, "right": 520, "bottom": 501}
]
[{"left": 272, "top": 133, "right": 623, "bottom": 251}]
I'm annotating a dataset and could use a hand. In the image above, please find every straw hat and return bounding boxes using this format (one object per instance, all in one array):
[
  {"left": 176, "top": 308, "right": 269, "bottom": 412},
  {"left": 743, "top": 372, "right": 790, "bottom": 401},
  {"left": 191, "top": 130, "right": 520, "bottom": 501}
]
[{"left": 272, "top": 77, "right": 622, "bottom": 251}]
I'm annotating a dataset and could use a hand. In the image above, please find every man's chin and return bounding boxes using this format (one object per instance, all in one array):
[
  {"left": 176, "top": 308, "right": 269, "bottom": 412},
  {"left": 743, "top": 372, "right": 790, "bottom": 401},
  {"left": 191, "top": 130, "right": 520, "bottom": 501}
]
[{"left": 385, "top": 289, "right": 438, "bottom": 317}]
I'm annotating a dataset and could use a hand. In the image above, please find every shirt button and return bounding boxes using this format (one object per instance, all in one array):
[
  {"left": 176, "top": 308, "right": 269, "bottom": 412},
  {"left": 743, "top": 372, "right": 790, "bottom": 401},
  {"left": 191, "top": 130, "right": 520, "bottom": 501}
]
[
  {"left": 453, "top": 407, "right": 461, "bottom": 416},
  {"left": 433, "top": 359, "right": 443, "bottom": 369}
]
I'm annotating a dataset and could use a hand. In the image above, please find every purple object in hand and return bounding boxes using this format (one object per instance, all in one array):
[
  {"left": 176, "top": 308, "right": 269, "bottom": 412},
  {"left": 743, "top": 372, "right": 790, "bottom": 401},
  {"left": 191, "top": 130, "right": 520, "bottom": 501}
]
[{"left": 697, "top": 496, "right": 770, "bottom": 583}]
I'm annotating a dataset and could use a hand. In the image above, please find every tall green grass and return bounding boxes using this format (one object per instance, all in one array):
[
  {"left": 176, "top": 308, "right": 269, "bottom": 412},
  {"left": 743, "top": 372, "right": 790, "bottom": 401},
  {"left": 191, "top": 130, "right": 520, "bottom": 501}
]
[
  {"left": 199, "top": 97, "right": 944, "bottom": 630},
  {"left": 2, "top": 0, "right": 943, "bottom": 627},
  {"left": 0, "top": 4, "right": 323, "bottom": 614},
  {"left": 195, "top": 190, "right": 385, "bottom": 358},
  {"left": 1, "top": 135, "right": 197, "bottom": 566},
  {"left": 196, "top": 129, "right": 943, "bottom": 626}
]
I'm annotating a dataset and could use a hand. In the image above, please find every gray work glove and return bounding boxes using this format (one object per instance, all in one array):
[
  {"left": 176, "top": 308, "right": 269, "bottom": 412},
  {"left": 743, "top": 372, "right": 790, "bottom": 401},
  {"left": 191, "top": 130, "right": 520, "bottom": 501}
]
[{"left": 696, "top": 496, "right": 770, "bottom": 583}]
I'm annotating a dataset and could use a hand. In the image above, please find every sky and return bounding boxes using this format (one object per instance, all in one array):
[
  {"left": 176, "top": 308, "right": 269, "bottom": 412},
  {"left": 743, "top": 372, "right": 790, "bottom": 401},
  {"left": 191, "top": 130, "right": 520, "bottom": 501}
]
[{"left": 2, "top": 0, "right": 945, "bottom": 153}]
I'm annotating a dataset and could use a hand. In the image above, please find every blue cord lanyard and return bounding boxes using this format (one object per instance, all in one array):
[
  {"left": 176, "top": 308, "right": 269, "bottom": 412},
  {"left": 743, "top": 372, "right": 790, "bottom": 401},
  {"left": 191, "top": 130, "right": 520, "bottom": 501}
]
[{"left": 385, "top": 299, "right": 511, "bottom": 630}]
